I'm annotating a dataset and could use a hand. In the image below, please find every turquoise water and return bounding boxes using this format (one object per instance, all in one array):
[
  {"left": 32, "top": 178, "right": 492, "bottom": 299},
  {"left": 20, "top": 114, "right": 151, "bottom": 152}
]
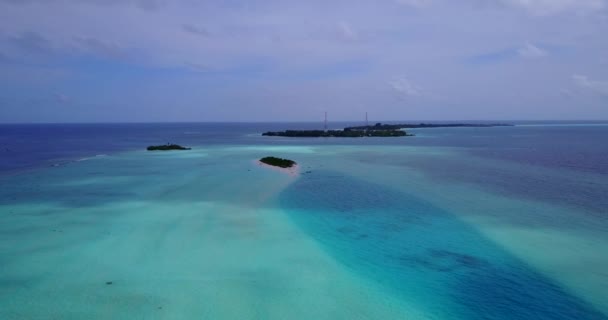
[{"left": 1, "top": 123, "right": 607, "bottom": 319}]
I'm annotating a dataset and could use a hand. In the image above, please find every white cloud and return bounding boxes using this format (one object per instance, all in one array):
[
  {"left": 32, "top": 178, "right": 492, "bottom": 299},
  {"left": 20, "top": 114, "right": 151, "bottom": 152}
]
[
  {"left": 74, "top": 36, "right": 125, "bottom": 58},
  {"left": 54, "top": 92, "right": 70, "bottom": 103},
  {"left": 517, "top": 43, "right": 547, "bottom": 58},
  {"left": 0, "top": 0, "right": 607, "bottom": 121},
  {"left": 0, "top": 0, "right": 165, "bottom": 11},
  {"left": 184, "top": 62, "right": 212, "bottom": 73},
  {"left": 394, "top": 0, "right": 432, "bottom": 8},
  {"left": 182, "top": 24, "right": 209, "bottom": 37},
  {"left": 7, "top": 31, "right": 54, "bottom": 55},
  {"left": 337, "top": 21, "right": 358, "bottom": 41},
  {"left": 560, "top": 88, "right": 574, "bottom": 98},
  {"left": 502, "top": 0, "right": 605, "bottom": 15},
  {"left": 573, "top": 74, "right": 608, "bottom": 96},
  {"left": 389, "top": 76, "right": 423, "bottom": 97},
  {"left": 394, "top": 0, "right": 605, "bottom": 14}
]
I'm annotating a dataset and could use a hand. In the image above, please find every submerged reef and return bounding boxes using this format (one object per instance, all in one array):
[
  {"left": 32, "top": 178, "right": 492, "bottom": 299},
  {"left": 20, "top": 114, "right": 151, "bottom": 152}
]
[
  {"left": 260, "top": 156, "right": 297, "bottom": 168},
  {"left": 147, "top": 144, "right": 191, "bottom": 151}
]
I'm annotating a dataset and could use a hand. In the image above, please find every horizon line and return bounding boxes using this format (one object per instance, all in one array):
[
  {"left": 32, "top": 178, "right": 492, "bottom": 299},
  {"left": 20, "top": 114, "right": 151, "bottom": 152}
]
[{"left": 2, "top": 119, "right": 608, "bottom": 125}]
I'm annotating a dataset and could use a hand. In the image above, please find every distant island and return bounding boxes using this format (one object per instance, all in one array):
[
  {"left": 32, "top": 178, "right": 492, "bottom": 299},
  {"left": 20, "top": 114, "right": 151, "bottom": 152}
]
[
  {"left": 262, "top": 129, "right": 409, "bottom": 137},
  {"left": 147, "top": 144, "right": 191, "bottom": 151},
  {"left": 344, "top": 122, "right": 513, "bottom": 131},
  {"left": 262, "top": 122, "right": 512, "bottom": 138},
  {"left": 259, "top": 156, "right": 297, "bottom": 168}
]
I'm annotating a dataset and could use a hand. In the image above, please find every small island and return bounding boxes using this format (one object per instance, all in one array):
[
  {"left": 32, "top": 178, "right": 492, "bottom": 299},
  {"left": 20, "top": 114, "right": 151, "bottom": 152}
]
[
  {"left": 147, "top": 144, "right": 192, "bottom": 151},
  {"left": 259, "top": 156, "right": 297, "bottom": 168}
]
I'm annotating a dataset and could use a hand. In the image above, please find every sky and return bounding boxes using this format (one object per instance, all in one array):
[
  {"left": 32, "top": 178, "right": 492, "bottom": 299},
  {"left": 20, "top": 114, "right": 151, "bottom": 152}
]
[{"left": 0, "top": 0, "right": 607, "bottom": 122}]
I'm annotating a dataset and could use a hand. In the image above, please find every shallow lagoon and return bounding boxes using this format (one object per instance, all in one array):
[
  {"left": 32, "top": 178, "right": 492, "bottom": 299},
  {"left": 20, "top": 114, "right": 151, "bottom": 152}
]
[{"left": 1, "top": 123, "right": 607, "bottom": 319}]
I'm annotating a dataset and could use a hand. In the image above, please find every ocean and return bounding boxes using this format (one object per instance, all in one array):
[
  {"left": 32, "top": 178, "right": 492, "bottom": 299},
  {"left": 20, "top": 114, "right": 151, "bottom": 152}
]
[{"left": 0, "top": 122, "right": 607, "bottom": 319}]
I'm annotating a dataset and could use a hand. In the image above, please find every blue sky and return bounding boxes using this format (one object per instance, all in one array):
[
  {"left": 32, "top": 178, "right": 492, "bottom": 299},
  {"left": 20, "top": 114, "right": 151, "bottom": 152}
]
[{"left": 0, "top": 0, "right": 607, "bottom": 122}]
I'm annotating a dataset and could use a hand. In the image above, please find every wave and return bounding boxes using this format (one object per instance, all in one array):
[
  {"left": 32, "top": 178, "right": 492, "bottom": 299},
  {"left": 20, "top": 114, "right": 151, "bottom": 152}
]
[{"left": 76, "top": 154, "right": 107, "bottom": 162}]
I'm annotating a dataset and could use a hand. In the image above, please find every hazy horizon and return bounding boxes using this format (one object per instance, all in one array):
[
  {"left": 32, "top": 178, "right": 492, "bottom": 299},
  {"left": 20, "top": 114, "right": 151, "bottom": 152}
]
[{"left": 3, "top": 119, "right": 608, "bottom": 125}]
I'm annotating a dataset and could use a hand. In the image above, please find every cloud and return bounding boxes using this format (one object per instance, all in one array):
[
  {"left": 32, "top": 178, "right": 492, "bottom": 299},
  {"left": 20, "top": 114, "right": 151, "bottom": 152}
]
[
  {"left": 394, "top": 0, "right": 432, "bottom": 7},
  {"left": 184, "top": 62, "right": 212, "bottom": 73},
  {"left": 468, "top": 43, "right": 547, "bottom": 65},
  {"left": 0, "top": 0, "right": 607, "bottom": 121},
  {"left": 182, "top": 24, "right": 209, "bottom": 37},
  {"left": 500, "top": 0, "right": 606, "bottom": 15},
  {"left": 2, "top": 31, "right": 128, "bottom": 62},
  {"left": 54, "top": 92, "right": 70, "bottom": 103},
  {"left": 7, "top": 31, "right": 54, "bottom": 55},
  {"left": 389, "top": 76, "right": 423, "bottom": 97},
  {"left": 517, "top": 43, "right": 547, "bottom": 58},
  {"left": 560, "top": 88, "right": 573, "bottom": 96},
  {"left": 73, "top": 36, "right": 125, "bottom": 58},
  {"left": 391, "top": 0, "right": 605, "bottom": 14},
  {"left": 573, "top": 74, "right": 608, "bottom": 96},
  {"left": 0, "top": 0, "right": 165, "bottom": 11},
  {"left": 132, "top": 0, "right": 164, "bottom": 11},
  {"left": 337, "top": 21, "right": 358, "bottom": 41},
  {"left": 5, "top": 30, "right": 133, "bottom": 62}
]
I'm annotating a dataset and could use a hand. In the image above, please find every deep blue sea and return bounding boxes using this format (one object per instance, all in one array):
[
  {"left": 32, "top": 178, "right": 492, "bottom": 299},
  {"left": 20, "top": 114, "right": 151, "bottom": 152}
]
[
  {"left": 0, "top": 121, "right": 607, "bottom": 319},
  {"left": 2, "top": 121, "right": 608, "bottom": 175}
]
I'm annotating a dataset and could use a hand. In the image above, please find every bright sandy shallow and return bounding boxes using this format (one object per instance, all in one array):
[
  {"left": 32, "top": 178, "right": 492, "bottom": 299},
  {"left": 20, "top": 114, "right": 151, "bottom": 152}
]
[
  {"left": 1, "top": 144, "right": 607, "bottom": 319},
  {"left": 0, "top": 146, "right": 429, "bottom": 320}
]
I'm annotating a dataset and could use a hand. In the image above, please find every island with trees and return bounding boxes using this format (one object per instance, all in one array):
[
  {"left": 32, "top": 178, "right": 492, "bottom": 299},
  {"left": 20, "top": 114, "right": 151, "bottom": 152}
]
[
  {"left": 262, "top": 122, "right": 512, "bottom": 138},
  {"left": 259, "top": 156, "right": 297, "bottom": 168},
  {"left": 257, "top": 156, "right": 299, "bottom": 176},
  {"left": 344, "top": 122, "right": 513, "bottom": 131},
  {"left": 147, "top": 144, "right": 192, "bottom": 151},
  {"left": 262, "top": 129, "right": 410, "bottom": 138}
]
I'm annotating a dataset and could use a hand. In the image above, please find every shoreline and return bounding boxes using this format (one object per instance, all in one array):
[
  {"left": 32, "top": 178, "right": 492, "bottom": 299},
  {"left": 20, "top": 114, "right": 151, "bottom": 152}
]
[{"left": 255, "top": 160, "right": 300, "bottom": 177}]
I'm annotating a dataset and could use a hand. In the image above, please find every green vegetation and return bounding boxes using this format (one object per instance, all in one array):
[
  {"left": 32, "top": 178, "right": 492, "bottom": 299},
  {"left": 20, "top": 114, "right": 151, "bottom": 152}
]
[
  {"left": 147, "top": 144, "right": 191, "bottom": 151},
  {"left": 262, "top": 122, "right": 513, "bottom": 138},
  {"left": 262, "top": 129, "right": 409, "bottom": 137},
  {"left": 260, "top": 156, "right": 297, "bottom": 168},
  {"left": 344, "top": 122, "right": 513, "bottom": 131}
]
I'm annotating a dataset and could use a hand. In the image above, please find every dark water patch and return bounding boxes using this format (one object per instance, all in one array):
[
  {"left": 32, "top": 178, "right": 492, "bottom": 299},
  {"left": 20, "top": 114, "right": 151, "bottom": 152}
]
[
  {"left": 356, "top": 149, "right": 608, "bottom": 225},
  {"left": 356, "top": 233, "right": 369, "bottom": 240},
  {"left": 280, "top": 171, "right": 607, "bottom": 320},
  {"left": 429, "top": 249, "right": 488, "bottom": 269},
  {"left": 467, "top": 125, "right": 608, "bottom": 175},
  {"left": 336, "top": 226, "right": 354, "bottom": 234},
  {"left": 400, "top": 249, "right": 490, "bottom": 273},
  {"left": 0, "top": 275, "right": 46, "bottom": 296},
  {"left": 453, "top": 268, "right": 600, "bottom": 320},
  {"left": 0, "top": 277, "right": 37, "bottom": 288}
]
